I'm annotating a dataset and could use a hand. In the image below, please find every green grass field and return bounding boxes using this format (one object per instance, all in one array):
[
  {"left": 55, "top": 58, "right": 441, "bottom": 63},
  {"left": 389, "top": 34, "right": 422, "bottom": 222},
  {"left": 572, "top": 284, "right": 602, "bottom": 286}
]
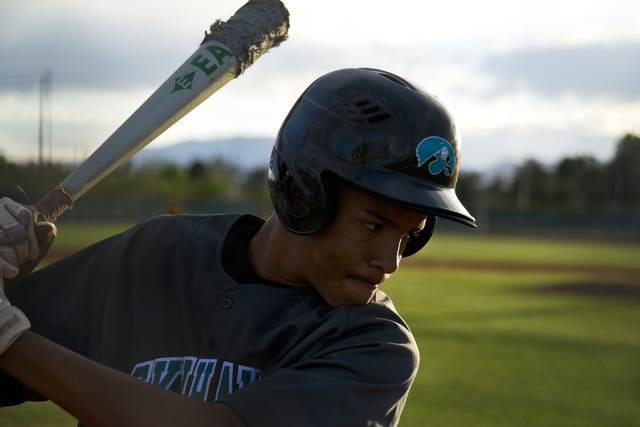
[{"left": 2, "top": 224, "right": 639, "bottom": 426}]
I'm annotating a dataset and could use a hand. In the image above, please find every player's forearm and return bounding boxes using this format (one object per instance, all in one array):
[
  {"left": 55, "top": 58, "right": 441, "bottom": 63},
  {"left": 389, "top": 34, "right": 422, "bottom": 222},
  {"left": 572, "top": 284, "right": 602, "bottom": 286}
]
[{"left": 0, "top": 332, "right": 246, "bottom": 427}]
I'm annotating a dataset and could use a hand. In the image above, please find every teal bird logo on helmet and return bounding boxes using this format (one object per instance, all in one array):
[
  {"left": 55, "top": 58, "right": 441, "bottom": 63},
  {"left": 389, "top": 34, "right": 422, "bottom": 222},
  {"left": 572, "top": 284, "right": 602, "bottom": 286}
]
[{"left": 416, "top": 136, "right": 457, "bottom": 177}]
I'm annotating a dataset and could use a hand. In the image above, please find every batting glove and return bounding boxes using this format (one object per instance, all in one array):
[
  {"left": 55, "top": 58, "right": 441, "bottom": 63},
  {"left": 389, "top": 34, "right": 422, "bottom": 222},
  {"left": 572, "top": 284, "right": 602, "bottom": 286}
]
[
  {"left": 0, "top": 197, "right": 57, "bottom": 284},
  {"left": 0, "top": 265, "right": 30, "bottom": 356}
]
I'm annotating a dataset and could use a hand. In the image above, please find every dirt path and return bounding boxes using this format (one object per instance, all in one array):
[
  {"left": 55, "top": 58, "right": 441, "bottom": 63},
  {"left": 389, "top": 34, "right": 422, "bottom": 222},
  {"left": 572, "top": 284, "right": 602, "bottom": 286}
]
[
  {"left": 401, "top": 257, "right": 640, "bottom": 298},
  {"left": 401, "top": 257, "right": 640, "bottom": 278},
  {"left": 42, "top": 250, "right": 639, "bottom": 297}
]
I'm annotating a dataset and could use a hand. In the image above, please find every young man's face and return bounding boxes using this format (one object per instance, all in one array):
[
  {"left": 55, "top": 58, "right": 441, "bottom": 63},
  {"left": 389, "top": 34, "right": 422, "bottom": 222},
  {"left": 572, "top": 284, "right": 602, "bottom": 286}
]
[{"left": 296, "top": 185, "right": 428, "bottom": 308}]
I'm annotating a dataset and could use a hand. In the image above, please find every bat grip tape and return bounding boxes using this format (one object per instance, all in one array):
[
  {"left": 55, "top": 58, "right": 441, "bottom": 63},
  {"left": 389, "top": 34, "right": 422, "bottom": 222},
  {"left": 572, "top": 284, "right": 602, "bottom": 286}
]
[{"left": 33, "top": 187, "right": 75, "bottom": 223}]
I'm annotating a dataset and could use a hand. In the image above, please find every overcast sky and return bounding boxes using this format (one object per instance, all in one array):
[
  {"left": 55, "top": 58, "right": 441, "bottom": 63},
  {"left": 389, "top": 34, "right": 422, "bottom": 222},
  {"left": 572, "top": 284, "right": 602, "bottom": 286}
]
[{"left": 1, "top": 0, "right": 639, "bottom": 172}]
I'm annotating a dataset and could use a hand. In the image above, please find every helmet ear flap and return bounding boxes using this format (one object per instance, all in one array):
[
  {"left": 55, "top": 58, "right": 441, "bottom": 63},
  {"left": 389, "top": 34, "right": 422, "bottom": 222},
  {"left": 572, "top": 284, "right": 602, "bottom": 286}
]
[
  {"left": 403, "top": 216, "right": 437, "bottom": 257},
  {"left": 318, "top": 171, "right": 339, "bottom": 229},
  {"left": 270, "top": 153, "right": 312, "bottom": 221},
  {"left": 269, "top": 150, "right": 338, "bottom": 235},
  {"left": 282, "top": 169, "right": 312, "bottom": 219}
]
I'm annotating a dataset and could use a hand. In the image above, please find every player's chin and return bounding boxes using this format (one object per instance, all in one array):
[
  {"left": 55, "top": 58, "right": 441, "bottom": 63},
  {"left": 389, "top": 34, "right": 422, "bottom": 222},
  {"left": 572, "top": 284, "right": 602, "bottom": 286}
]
[
  {"left": 318, "top": 276, "right": 379, "bottom": 308},
  {"left": 327, "top": 296, "right": 373, "bottom": 309},
  {"left": 321, "top": 288, "right": 375, "bottom": 309},
  {"left": 343, "top": 277, "right": 379, "bottom": 306}
]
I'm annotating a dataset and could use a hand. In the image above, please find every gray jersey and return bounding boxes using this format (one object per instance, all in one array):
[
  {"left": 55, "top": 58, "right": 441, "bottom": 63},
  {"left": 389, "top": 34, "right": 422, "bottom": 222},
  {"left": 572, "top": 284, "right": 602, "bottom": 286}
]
[{"left": 3, "top": 214, "right": 419, "bottom": 427}]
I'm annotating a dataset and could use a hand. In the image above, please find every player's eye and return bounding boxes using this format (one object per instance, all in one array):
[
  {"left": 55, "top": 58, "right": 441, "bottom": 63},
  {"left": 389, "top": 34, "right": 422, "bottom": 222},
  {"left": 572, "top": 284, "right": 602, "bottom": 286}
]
[
  {"left": 364, "top": 222, "right": 383, "bottom": 231},
  {"left": 406, "top": 229, "right": 422, "bottom": 240}
]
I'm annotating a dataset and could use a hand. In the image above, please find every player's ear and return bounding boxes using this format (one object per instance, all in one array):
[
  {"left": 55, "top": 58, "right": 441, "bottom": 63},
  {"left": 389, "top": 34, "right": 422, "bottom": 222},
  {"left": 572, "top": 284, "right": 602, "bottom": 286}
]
[{"left": 286, "top": 176, "right": 304, "bottom": 207}]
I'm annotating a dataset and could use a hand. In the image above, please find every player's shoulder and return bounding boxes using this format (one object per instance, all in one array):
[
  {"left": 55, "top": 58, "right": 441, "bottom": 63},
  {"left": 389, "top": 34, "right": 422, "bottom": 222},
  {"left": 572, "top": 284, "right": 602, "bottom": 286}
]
[
  {"left": 344, "top": 290, "right": 417, "bottom": 350},
  {"left": 136, "top": 213, "right": 237, "bottom": 236},
  {"left": 332, "top": 292, "right": 419, "bottom": 380},
  {"left": 363, "top": 289, "right": 408, "bottom": 326},
  {"left": 117, "top": 213, "right": 254, "bottom": 252}
]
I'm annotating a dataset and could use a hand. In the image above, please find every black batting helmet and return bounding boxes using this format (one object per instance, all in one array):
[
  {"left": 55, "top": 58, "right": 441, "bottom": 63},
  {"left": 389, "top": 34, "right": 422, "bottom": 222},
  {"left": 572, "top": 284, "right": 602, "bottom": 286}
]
[{"left": 268, "top": 68, "right": 476, "bottom": 256}]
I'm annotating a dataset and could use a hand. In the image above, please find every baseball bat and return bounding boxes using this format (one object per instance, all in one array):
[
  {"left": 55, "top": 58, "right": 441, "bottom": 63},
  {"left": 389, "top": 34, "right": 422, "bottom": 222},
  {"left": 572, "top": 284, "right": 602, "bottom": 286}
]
[{"left": 32, "top": 0, "right": 289, "bottom": 223}]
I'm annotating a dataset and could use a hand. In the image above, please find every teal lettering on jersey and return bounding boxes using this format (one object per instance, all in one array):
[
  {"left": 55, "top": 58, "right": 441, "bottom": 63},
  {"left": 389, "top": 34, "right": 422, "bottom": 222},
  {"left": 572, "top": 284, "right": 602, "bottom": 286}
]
[
  {"left": 237, "top": 365, "right": 261, "bottom": 389},
  {"left": 131, "top": 361, "right": 153, "bottom": 382},
  {"left": 189, "top": 359, "right": 217, "bottom": 400},
  {"left": 151, "top": 357, "right": 184, "bottom": 389},
  {"left": 179, "top": 357, "right": 198, "bottom": 395},
  {"left": 215, "top": 361, "right": 234, "bottom": 400},
  {"left": 131, "top": 356, "right": 261, "bottom": 401}
]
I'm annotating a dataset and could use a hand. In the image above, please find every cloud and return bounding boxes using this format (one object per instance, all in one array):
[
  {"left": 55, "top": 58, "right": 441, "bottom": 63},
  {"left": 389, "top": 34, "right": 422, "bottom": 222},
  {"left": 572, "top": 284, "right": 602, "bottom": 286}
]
[
  {"left": 0, "top": 0, "right": 232, "bottom": 93},
  {"left": 481, "top": 43, "right": 640, "bottom": 100},
  {"left": 460, "top": 127, "right": 618, "bottom": 173},
  {"left": 0, "top": 24, "right": 202, "bottom": 92}
]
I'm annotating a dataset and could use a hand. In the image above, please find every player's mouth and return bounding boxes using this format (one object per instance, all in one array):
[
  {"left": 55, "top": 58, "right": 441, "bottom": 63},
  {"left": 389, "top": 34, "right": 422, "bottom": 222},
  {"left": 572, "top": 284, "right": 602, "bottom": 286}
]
[{"left": 350, "top": 275, "right": 381, "bottom": 292}]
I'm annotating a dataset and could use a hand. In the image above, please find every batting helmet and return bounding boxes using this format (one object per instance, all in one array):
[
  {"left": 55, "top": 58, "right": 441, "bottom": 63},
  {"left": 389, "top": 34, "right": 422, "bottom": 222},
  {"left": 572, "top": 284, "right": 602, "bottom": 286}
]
[{"left": 268, "top": 68, "right": 476, "bottom": 256}]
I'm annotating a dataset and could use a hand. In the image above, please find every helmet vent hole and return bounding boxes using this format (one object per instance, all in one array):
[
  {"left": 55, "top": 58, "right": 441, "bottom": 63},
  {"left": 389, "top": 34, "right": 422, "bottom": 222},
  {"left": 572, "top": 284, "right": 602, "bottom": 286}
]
[
  {"left": 345, "top": 98, "right": 393, "bottom": 125},
  {"left": 378, "top": 72, "right": 416, "bottom": 90},
  {"left": 330, "top": 95, "right": 395, "bottom": 126},
  {"left": 367, "top": 113, "right": 391, "bottom": 124}
]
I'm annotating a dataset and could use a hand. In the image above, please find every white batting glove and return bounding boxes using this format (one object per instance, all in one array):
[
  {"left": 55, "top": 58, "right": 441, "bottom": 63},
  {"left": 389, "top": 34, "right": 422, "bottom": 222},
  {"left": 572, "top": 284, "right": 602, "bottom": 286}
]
[
  {"left": 0, "top": 265, "right": 30, "bottom": 356},
  {"left": 0, "top": 197, "right": 57, "bottom": 281}
]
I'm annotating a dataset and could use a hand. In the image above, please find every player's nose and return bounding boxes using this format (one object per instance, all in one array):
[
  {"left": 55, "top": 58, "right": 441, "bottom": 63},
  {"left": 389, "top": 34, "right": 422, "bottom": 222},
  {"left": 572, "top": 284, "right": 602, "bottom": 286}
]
[{"left": 370, "top": 237, "right": 401, "bottom": 275}]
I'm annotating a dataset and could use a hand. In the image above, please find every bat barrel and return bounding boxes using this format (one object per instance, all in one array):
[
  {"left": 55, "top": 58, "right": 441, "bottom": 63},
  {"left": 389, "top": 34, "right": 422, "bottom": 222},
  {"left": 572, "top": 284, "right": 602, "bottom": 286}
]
[
  {"left": 59, "top": 47, "right": 240, "bottom": 202},
  {"left": 202, "top": 0, "right": 289, "bottom": 72},
  {"left": 35, "top": 0, "right": 289, "bottom": 222}
]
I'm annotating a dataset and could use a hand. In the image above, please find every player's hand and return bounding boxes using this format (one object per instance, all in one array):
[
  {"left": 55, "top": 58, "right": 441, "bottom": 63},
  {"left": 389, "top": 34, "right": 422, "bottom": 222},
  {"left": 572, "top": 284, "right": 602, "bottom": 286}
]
[
  {"left": 0, "top": 197, "right": 57, "bottom": 285},
  {"left": 0, "top": 265, "right": 30, "bottom": 356}
]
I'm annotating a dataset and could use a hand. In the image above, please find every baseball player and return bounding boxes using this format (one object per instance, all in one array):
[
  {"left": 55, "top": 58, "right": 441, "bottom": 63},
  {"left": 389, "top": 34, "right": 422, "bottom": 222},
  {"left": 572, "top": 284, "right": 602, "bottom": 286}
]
[{"left": 0, "top": 68, "right": 475, "bottom": 427}]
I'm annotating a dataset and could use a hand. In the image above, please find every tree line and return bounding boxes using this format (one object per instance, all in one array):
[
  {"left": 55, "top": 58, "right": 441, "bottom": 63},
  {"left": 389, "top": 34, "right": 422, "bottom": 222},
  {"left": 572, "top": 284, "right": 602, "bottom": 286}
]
[
  {"left": 2, "top": 133, "right": 639, "bottom": 213},
  {"left": 0, "top": 157, "right": 271, "bottom": 206},
  {"left": 456, "top": 133, "right": 640, "bottom": 212}
]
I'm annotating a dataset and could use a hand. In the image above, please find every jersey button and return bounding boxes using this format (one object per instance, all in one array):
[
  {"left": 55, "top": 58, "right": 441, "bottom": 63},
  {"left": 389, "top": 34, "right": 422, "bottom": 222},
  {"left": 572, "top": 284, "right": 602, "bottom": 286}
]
[
  {"left": 208, "top": 337, "right": 215, "bottom": 349},
  {"left": 221, "top": 297, "right": 233, "bottom": 309}
]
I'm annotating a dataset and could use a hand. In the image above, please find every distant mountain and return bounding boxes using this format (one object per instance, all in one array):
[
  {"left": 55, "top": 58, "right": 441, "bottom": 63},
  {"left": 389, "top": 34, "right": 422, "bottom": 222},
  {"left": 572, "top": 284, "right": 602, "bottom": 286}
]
[
  {"left": 131, "top": 137, "right": 275, "bottom": 170},
  {"left": 129, "top": 137, "right": 520, "bottom": 185}
]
